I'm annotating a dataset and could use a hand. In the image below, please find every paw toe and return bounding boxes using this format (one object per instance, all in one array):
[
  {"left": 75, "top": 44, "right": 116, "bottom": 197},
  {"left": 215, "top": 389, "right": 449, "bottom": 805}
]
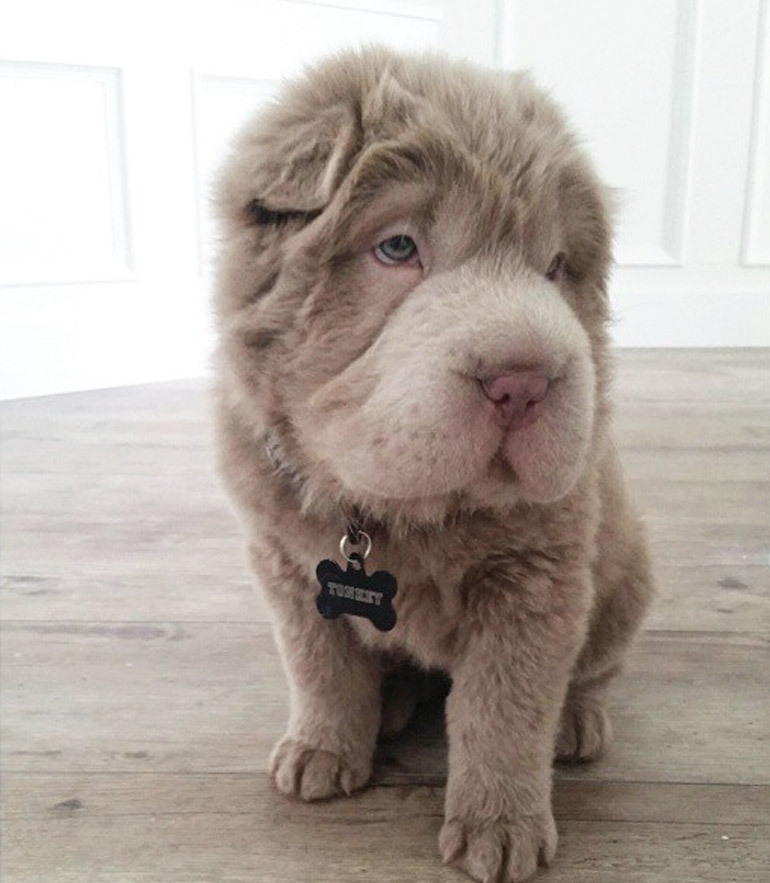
[
  {"left": 270, "top": 736, "right": 370, "bottom": 801},
  {"left": 556, "top": 698, "right": 612, "bottom": 763},
  {"left": 440, "top": 812, "right": 556, "bottom": 883},
  {"left": 465, "top": 827, "right": 505, "bottom": 883},
  {"left": 439, "top": 817, "right": 466, "bottom": 864}
]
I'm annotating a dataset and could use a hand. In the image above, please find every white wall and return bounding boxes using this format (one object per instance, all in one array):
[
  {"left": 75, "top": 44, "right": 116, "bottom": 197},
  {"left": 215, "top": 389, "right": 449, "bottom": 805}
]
[
  {"left": 502, "top": 0, "right": 770, "bottom": 347},
  {"left": 1, "top": 0, "right": 768, "bottom": 399}
]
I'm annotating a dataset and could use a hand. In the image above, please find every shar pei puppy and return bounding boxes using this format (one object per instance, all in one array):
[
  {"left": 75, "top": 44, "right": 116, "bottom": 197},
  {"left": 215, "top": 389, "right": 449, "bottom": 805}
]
[{"left": 212, "top": 46, "right": 654, "bottom": 883}]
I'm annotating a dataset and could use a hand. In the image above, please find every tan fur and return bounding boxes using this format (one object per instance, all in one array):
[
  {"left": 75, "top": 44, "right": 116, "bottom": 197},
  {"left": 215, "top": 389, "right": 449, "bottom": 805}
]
[{"left": 212, "top": 46, "right": 654, "bottom": 883}]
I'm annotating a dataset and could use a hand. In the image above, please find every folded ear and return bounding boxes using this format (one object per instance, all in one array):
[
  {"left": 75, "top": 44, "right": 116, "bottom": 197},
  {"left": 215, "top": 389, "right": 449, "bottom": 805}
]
[
  {"left": 254, "top": 100, "right": 360, "bottom": 212},
  {"left": 559, "top": 160, "right": 614, "bottom": 288},
  {"left": 216, "top": 97, "right": 361, "bottom": 227}
]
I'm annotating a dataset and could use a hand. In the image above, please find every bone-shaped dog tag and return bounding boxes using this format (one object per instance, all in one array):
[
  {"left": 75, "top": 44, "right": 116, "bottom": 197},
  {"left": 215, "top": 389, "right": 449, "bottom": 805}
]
[{"left": 315, "top": 554, "right": 397, "bottom": 632}]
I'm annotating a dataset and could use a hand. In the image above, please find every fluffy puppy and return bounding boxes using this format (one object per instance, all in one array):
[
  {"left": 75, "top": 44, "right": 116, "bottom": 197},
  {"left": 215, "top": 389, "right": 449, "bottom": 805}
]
[{"left": 213, "top": 46, "right": 654, "bottom": 883}]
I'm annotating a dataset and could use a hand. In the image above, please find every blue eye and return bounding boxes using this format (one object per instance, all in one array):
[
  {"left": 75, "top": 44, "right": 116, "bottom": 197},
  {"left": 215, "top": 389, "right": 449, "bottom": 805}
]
[{"left": 374, "top": 234, "right": 418, "bottom": 265}]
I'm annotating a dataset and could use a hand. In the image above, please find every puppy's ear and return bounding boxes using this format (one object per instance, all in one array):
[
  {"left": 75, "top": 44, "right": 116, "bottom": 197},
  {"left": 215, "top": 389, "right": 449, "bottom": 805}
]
[
  {"left": 559, "top": 161, "right": 614, "bottom": 287},
  {"left": 255, "top": 101, "right": 360, "bottom": 213},
  {"left": 216, "top": 98, "right": 360, "bottom": 228}
]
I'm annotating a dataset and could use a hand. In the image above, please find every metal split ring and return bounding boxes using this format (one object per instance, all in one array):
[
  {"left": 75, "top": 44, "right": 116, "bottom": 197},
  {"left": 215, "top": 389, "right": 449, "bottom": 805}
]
[{"left": 339, "top": 530, "right": 372, "bottom": 563}]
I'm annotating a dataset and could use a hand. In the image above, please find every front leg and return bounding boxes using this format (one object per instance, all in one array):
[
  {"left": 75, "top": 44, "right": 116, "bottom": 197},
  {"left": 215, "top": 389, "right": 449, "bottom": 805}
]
[
  {"left": 440, "top": 570, "right": 591, "bottom": 883},
  {"left": 252, "top": 542, "right": 382, "bottom": 802}
]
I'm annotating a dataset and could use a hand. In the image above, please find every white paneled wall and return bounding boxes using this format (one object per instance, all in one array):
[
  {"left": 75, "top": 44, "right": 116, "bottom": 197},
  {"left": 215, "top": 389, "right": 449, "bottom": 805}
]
[
  {"left": 0, "top": 0, "right": 768, "bottom": 398},
  {"left": 745, "top": 1, "right": 770, "bottom": 266},
  {"left": 502, "top": 0, "right": 770, "bottom": 346},
  {"left": 505, "top": 0, "right": 698, "bottom": 268}
]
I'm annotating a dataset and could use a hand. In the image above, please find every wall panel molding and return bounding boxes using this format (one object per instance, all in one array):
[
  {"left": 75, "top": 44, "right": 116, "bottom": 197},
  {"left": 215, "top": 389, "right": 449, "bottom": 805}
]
[
  {"left": 661, "top": 0, "right": 700, "bottom": 265},
  {"left": 742, "top": 0, "right": 770, "bottom": 266},
  {"left": 281, "top": 0, "right": 443, "bottom": 22},
  {"left": 1, "top": 0, "right": 767, "bottom": 400},
  {"left": 497, "top": 0, "right": 701, "bottom": 269},
  {"left": 0, "top": 60, "right": 132, "bottom": 286}
]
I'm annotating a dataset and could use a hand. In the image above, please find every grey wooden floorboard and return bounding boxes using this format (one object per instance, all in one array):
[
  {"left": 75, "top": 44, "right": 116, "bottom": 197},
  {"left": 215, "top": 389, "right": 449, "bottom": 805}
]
[
  {"left": 1, "top": 349, "right": 769, "bottom": 882},
  {"left": 2, "top": 777, "right": 769, "bottom": 883}
]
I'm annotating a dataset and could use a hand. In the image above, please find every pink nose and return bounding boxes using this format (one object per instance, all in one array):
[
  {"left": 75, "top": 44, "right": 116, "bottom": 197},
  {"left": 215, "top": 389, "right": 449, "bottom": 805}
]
[{"left": 479, "top": 370, "right": 550, "bottom": 429}]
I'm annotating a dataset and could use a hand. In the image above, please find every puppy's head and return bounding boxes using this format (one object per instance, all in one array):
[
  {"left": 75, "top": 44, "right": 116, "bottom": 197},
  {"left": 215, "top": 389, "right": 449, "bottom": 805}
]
[{"left": 214, "top": 48, "right": 613, "bottom": 522}]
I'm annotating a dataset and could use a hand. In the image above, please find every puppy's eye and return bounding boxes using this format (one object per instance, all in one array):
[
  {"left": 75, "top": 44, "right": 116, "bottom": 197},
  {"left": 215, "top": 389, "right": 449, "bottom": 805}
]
[
  {"left": 546, "top": 252, "right": 566, "bottom": 281},
  {"left": 374, "top": 234, "right": 419, "bottom": 265}
]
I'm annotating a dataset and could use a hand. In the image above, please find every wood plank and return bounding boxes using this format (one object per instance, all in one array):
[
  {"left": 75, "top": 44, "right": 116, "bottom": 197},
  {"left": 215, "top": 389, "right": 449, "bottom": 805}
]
[
  {"left": 623, "top": 448, "right": 768, "bottom": 483},
  {"left": 647, "top": 565, "right": 770, "bottom": 632},
  {"left": 5, "top": 473, "right": 768, "bottom": 526},
  {"left": 645, "top": 523, "right": 768, "bottom": 568},
  {"left": 3, "top": 517, "right": 768, "bottom": 628},
  {"left": 5, "top": 398, "right": 767, "bottom": 475},
  {"left": 1, "top": 775, "right": 768, "bottom": 883},
  {"left": 3, "top": 558, "right": 767, "bottom": 634},
  {"left": 0, "top": 622, "right": 286, "bottom": 775},
  {"left": 2, "top": 351, "right": 769, "bottom": 882},
  {"left": 2, "top": 464, "right": 767, "bottom": 629},
  {"left": 615, "top": 347, "right": 768, "bottom": 377},
  {"left": 614, "top": 349, "right": 770, "bottom": 405},
  {"left": 4, "top": 773, "right": 769, "bottom": 826},
  {"left": 572, "top": 632, "right": 770, "bottom": 787},
  {"left": 615, "top": 405, "right": 770, "bottom": 452},
  {"left": 1, "top": 438, "right": 210, "bottom": 476},
  {"left": 3, "top": 355, "right": 768, "bottom": 481},
  {"left": 632, "top": 480, "right": 770, "bottom": 525},
  {"left": 1, "top": 470, "right": 227, "bottom": 517},
  {"left": 2, "top": 626, "right": 768, "bottom": 786},
  {"left": 0, "top": 378, "right": 208, "bottom": 419},
  {"left": 372, "top": 632, "right": 770, "bottom": 788},
  {"left": 4, "top": 530, "right": 766, "bottom": 631},
  {"left": 0, "top": 570, "right": 269, "bottom": 624},
  {"left": 3, "top": 510, "right": 766, "bottom": 577},
  {"left": 1, "top": 381, "right": 212, "bottom": 476}
]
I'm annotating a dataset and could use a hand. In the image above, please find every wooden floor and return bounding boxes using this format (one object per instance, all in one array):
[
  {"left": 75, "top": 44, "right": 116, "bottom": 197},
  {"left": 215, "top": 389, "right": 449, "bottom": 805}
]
[{"left": 2, "top": 349, "right": 769, "bottom": 883}]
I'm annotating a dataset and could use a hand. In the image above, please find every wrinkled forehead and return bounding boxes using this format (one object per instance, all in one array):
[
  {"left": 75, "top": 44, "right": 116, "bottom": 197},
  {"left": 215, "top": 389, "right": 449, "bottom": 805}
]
[{"left": 327, "top": 134, "right": 561, "bottom": 267}]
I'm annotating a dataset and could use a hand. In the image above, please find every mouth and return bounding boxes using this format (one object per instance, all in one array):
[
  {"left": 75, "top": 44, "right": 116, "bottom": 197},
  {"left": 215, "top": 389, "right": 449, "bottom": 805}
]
[
  {"left": 487, "top": 447, "right": 519, "bottom": 483},
  {"left": 479, "top": 371, "right": 583, "bottom": 496},
  {"left": 296, "top": 345, "right": 589, "bottom": 505}
]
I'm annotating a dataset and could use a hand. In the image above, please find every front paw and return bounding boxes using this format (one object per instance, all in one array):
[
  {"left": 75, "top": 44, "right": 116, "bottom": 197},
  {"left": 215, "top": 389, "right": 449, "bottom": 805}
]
[
  {"left": 440, "top": 808, "right": 557, "bottom": 883},
  {"left": 270, "top": 735, "right": 372, "bottom": 802},
  {"left": 555, "top": 691, "right": 612, "bottom": 763}
]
